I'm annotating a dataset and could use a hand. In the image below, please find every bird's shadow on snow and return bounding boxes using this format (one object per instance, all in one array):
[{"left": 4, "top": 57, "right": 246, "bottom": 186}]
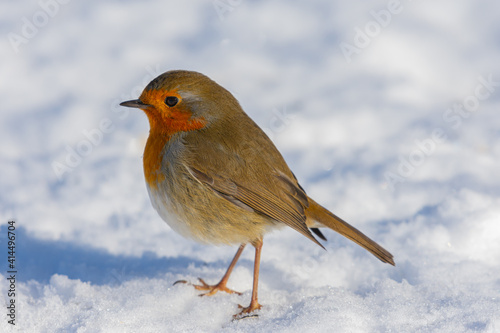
[{"left": 2, "top": 226, "right": 200, "bottom": 286}]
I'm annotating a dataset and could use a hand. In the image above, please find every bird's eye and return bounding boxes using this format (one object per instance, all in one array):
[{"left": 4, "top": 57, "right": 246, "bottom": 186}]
[{"left": 164, "top": 96, "right": 179, "bottom": 107}]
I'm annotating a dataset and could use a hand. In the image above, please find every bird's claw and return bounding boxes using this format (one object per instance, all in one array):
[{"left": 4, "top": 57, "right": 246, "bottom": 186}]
[
  {"left": 173, "top": 278, "right": 242, "bottom": 296},
  {"left": 232, "top": 302, "right": 262, "bottom": 320},
  {"left": 173, "top": 279, "right": 189, "bottom": 286}
]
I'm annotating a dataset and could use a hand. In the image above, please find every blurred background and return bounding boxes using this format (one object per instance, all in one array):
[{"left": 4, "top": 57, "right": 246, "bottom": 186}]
[{"left": 1, "top": 1, "right": 499, "bottom": 331}]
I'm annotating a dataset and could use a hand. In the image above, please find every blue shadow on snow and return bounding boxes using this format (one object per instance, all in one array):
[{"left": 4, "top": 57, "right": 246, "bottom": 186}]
[{"left": 0, "top": 225, "right": 201, "bottom": 286}]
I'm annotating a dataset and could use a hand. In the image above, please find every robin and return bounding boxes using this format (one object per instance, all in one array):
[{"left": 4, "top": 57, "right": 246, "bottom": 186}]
[{"left": 120, "top": 70, "right": 394, "bottom": 318}]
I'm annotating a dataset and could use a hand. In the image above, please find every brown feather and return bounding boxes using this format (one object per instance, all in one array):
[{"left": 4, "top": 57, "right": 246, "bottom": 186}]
[
  {"left": 187, "top": 166, "right": 324, "bottom": 249},
  {"left": 305, "top": 199, "right": 395, "bottom": 265}
]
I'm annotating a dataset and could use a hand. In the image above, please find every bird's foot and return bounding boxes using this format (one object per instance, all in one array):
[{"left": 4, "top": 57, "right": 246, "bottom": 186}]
[
  {"left": 174, "top": 278, "right": 242, "bottom": 296},
  {"left": 233, "top": 301, "right": 262, "bottom": 319}
]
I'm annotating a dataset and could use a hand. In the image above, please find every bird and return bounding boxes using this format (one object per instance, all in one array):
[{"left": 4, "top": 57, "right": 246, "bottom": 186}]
[{"left": 120, "top": 70, "right": 394, "bottom": 318}]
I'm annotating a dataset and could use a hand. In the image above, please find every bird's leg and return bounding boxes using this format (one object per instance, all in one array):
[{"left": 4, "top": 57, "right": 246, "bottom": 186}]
[
  {"left": 175, "top": 244, "right": 246, "bottom": 296},
  {"left": 234, "top": 238, "right": 263, "bottom": 319}
]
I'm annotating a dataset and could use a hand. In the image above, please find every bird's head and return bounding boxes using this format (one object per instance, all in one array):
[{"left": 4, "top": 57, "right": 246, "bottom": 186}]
[{"left": 120, "top": 70, "right": 240, "bottom": 135}]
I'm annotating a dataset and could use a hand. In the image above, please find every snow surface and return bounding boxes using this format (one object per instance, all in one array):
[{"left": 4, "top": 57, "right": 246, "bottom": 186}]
[{"left": 1, "top": 0, "right": 500, "bottom": 332}]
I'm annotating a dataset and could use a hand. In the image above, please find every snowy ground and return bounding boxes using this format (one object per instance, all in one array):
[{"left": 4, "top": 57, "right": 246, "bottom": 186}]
[{"left": 1, "top": 0, "right": 500, "bottom": 332}]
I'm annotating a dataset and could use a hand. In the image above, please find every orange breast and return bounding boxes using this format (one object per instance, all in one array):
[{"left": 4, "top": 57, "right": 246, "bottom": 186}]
[
  {"left": 143, "top": 116, "right": 206, "bottom": 189},
  {"left": 143, "top": 133, "right": 168, "bottom": 188}
]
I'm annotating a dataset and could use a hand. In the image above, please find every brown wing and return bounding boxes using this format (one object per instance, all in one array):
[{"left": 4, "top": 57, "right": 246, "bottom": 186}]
[
  {"left": 179, "top": 105, "right": 324, "bottom": 248},
  {"left": 186, "top": 166, "right": 324, "bottom": 249}
]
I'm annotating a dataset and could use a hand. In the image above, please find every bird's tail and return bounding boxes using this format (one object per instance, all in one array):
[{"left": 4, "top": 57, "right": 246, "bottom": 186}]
[{"left": 306, "top": 198, "right": 395, "bottom": 265}]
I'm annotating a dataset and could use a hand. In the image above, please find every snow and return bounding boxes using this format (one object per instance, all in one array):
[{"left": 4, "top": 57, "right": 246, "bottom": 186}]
[{"left": 1, "top": 0, "right": 500, "bottom": 332}]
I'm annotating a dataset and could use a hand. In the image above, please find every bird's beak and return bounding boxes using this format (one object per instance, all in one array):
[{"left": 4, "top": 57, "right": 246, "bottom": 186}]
[{"left": 119, "top": 99, "right": 151, "bottom": 109}]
